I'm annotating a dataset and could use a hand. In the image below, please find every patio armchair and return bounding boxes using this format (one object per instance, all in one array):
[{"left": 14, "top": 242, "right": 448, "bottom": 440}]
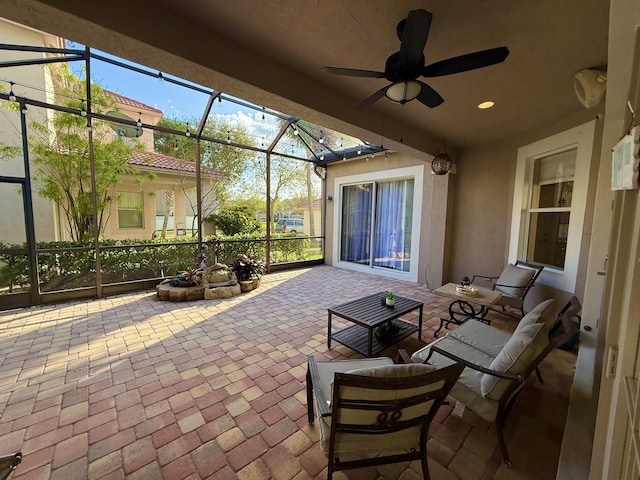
[
  {"left": 402, "top": 297, "right": 581, "bottom": 467},
  {"left": 306, "top": 355, "right": 464, "bottom": 480},
  {"left": 0, "top": 452, "right": 21, "bottom": 480},
  {"left": 471, "top": 260, "right": 544, "bottom": 319}
]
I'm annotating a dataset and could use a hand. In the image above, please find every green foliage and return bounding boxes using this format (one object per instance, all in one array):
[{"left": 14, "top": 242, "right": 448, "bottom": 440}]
[
  {"left": 0, "top": 64, "right": 148, "bottom": 242},
  {"left": 231, "top": 254, "right": 266, "bottom": 282},
  {"left": 207, "top": 206, "right": 260, "bottom": 235},
  {"left": 0, "top": 235, "right": 312, "bottom": 293}
]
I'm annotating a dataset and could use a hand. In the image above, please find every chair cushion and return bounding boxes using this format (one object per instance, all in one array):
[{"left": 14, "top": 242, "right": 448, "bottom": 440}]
[
  {"left": 346, "top": 363, "right": 435, "bottom": 378},
  {"left": 481, "top": 322, "right": 544, "bottom": 398},
  {"left": 447, "top": 320, "right": 512, "bottom": 358},
  {"left": 315, "top": 357, "right": 394, "bottom": 411},
  {"left": 412, "top": 338, "right": 499, "bottom": 422},
  {"left": 495, "top": 263, "right": 536, "bottom": 298},
  {"left": 320, "top": 363, "right": 437, "bottom": 454}
]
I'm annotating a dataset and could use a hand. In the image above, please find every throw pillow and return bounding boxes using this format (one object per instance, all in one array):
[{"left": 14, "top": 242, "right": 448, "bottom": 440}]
[{"left": 480, "top": 322, "right": 544, "bottom": 397}]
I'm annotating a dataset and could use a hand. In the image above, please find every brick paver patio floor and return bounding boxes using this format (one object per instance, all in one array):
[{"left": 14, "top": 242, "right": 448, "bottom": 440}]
[{"left": 0, "top": 265, "right": 577, "bottom": 479}]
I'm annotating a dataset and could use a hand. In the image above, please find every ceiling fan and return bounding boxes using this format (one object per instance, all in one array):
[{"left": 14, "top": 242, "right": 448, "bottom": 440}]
[{"left": 321, "top": 9, "right": 509, "bottom": 109}]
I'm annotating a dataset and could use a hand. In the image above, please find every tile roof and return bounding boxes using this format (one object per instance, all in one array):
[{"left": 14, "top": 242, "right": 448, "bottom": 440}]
[
  {"left": 105, "top": 90, "right": 163, "bottom": 115},
  {"left": 128, "top": 150, "right": 222, "bottom": 176},
  {"left": 298, "top": 198, "right": 322, "bottom": 209}
]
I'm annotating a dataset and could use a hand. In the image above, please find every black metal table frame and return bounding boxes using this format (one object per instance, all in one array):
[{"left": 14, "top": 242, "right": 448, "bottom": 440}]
[
  {"left": 327, "top": 292, "right": 423, "bottom": 357},
  {"left": 434, "top": 299, "right": 493, "bottom": 338}
]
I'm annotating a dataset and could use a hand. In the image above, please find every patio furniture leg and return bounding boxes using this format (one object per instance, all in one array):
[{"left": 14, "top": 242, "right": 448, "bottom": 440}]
[{"left": 306, "top": 362, "right": 315, "bottom": 423}]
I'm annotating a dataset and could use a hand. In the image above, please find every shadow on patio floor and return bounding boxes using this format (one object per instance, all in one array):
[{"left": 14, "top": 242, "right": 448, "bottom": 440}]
[{"left": 0, "top": 265, "right": 576, "bottom": 479}]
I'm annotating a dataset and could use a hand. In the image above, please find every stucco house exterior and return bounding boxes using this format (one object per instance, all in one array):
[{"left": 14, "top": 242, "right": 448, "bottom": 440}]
[{"left": 0, "top": 19, "right": 220, "bottom": 243}]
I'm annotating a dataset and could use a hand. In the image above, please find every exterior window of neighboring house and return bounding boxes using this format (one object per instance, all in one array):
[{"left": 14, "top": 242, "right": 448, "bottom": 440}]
[
  {"left": 510, "top": 121, "right": 596, "bottom": 292},
  {"left": 334, "top": 166, "right": 423, "bottom": 282},
  {"left": 526, "top": 149, "right": 575, "bottom": 269},
  {"left": 117, "top": 191, "right": 144, "bottom": 228}
]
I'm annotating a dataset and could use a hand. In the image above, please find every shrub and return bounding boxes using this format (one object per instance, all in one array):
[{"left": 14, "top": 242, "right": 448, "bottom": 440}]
[{"left": 206, "top": 206, "right": 260, "bottom": 235}]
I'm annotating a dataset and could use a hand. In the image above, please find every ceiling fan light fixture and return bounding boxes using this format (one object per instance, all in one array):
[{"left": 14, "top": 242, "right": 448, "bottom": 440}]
[{"left": 385, "top": 80, "right": 422, "bottom": 103}]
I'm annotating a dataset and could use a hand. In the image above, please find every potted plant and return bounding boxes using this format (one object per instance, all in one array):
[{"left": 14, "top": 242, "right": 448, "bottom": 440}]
[
  {"left": 170, "top": 267, "right": 200, "bottom": 287},
  {"left": 385, "top": 291, "right": 395, "bottom": 307},
  {"left": 231, "top": 254, "right": 266, "bottom": 290}
]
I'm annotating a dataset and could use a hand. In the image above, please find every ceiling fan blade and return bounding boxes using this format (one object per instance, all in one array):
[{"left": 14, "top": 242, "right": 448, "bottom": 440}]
[
  {"left": 422, "top": 46, "right": 510, "bottom": 77},
  {"left": 399, "top": 9, "right": 432, "bottom": 63},
  {"left": 416, "top": 81, "right": 444, "bottom": 108},
  {"left": 356, "top": 86, "right": 388, "bottom": 110},
  {"left": 321, "top": 66, "right": 385, "bottom": 78}
]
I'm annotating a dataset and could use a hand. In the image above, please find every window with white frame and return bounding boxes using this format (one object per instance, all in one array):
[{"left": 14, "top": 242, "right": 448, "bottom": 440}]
[
  {"left": 510, "top": 121, "right": 595, "bottom": 292},
  {"left": 117, "top": 191, "right": 144, "bottom": 228},
  {"left": 334, "top": 166, "right": 423, "bottom": 282},
  {"left": 340, "top": 179, "right": 414, "bottom": 272},
  {"left": 526, "top": 149, "right": 576, "bottom": 269}
]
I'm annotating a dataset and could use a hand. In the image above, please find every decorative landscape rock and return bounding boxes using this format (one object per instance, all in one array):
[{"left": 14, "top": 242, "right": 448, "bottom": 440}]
[
  {"left": 204, "top": 283, "right": 241, "bottom": 299},
  {"left": 201, "top": 263, "right": 238, "bottom": 287},
  {"left": 156, "top": 262, "right": 249, "bottom": 302}
]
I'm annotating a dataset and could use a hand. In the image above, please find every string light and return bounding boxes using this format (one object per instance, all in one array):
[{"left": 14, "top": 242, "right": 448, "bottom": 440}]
[
  {"left": 158, "top": 72, "right": 164, "bottom": 82},
  {"left": 8, "top": 82, "right": 16, "bottom": 102},
  {"left": 185, "top": 123, "right": 191, "bottom": 137},
  {"left": 218, "top": 96, "right": 222, "bottom": 106},
  {"left": 319, "top": 130, "right": 324, "bottom": 144},
  {"left": 80, "top": 100, "right": 87, "bottom": 117},
  {"left": 357, "top": 149, "right": 362, "bottom": 155},
  {"left": 320, "top": 154, "right": 324, "bottom": 161},
  {"left": 21, "top": 104, "right": 28, "bottom": 115},
  {"left": 227, "top": 130, "right": 231, "bottom": 144},
  {"left": 136, "top": 112, "right": 142, "bottom": 127}
]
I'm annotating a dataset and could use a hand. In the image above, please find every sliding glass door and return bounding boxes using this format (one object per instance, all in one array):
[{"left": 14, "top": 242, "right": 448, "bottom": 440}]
[{"left": 340, "top": 179, "right": 413, "bottom": 273}]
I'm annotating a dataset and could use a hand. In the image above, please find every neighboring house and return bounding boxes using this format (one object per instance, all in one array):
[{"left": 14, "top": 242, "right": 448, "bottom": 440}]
[
  {"left": 0, "top": 19, "right": 221, "bottom": 243},
  {"left": 297, "top": 198, "right": 321, "bottom": 236},
  {"left": 0, "top": 18, "right": 63, "bottom": 244},
  {"left": 104, "top": 92, "right": 222, "bottom": 240}
]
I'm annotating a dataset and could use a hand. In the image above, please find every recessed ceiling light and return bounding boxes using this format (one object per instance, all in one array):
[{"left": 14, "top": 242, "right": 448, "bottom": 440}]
[{"left": 478, "top": 101, "right": 495, "bottom": 109}]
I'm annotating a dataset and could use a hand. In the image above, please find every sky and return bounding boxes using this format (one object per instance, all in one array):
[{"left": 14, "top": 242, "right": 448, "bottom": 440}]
[
  {"left": 66, "top": 42, "right": 294, "bottom": 152},
  {"left": 61, "top": 42, "right": 372, "bottom": 162}
]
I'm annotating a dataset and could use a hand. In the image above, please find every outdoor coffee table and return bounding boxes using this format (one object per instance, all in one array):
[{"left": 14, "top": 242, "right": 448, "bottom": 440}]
[
  {"left": 433, "top": 282, "right": 502, "bottom": 337},
  {"left": 327, "top": 292, "right": 423, "bottom": 357}
]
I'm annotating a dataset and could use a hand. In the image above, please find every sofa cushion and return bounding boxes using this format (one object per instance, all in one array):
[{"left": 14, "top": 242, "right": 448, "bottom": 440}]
[
  {"left": 495, "top": 263, "right": 536, "bottom": 298},
  {"left": 448, "top": 320, "right": 512, "bottom": 358},
  {"left": 528, "top": 298, "right": 555, "bottom": 326},
  {"left": 411, "top": 336, "right": 495, "bottom": 369},
  {"left": 513, "top": 311, "right": 541, "bottom": 334},
  {"left": 481, "top": 322, "right": 544, "bottom": 398},
  {"left": 346, "top": 363, "right": 435, "bottom": 378}
]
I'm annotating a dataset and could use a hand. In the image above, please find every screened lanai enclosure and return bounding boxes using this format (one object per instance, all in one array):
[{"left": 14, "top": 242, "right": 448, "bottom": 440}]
[{"left": 0, "top": 23, "right": 385, "bottom": 310}]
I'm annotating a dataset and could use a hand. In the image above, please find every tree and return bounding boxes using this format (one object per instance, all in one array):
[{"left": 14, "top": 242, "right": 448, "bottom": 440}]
[
  {"left": 0, "top": 64, "right": 151, "bottom": 242},
  {"left": 154, "top": 117, "right": 255, "bottom": 231},
  {"left": 247, "top": 153, "right": 307, "bottom": 225}
]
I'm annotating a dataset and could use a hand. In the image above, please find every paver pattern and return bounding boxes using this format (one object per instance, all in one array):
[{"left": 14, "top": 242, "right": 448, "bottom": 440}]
[{"left": 0, "top": 265, "right": 577, "bottom": 479}]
